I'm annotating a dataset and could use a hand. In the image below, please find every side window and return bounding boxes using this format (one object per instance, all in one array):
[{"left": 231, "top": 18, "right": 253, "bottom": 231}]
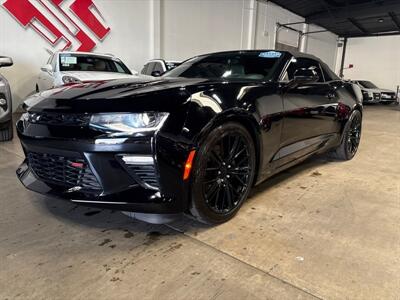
[
  {"left": 153, "top": 62, "right": 164, "bottom": 73},
  {"left": 146, "top": 62, "right": 156, "bottom": 75},
  {"left": 141, "top": 63, "right": 149, "bottom": 74},
  {"left": 282, "top": 57, "right": 325, "bottom": 83},
  {"left": 321, "top": 64, "right": 333, "bottom": 82}
]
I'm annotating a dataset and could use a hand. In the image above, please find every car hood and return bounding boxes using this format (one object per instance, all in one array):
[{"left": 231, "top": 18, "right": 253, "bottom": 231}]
[
  {"left": 379, "top": 88, "right": 395, "bottom": 93},
  {"left": 24, "top": 77, "right": 236, "bottom": 113},
  {"left": 61, "top": 71, "right": 141, "bottom": 81}
]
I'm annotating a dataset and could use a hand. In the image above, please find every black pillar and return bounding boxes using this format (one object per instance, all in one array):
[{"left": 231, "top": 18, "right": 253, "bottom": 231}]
[{"left": 339, "top": 37, "right": 348, "bottom": 78}]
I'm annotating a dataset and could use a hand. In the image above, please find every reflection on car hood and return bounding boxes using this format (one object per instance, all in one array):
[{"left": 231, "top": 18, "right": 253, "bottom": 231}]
[
  {"left": 24, "top": 77, "right": 238, "bottom": 113},
  {"left": 61, "top": 71, "right": 139, "bottom": 81}
]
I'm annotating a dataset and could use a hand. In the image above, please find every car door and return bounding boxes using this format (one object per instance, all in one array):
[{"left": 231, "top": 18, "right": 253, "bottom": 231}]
[{"left": 278, "top": 57, "right": 339, "bottom": 164}]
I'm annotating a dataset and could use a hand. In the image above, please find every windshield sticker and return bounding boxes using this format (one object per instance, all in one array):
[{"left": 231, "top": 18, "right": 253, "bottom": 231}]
[
  {"left": 259, "top": 51, "right": 282, "bottom": 58},
  {"left": 61, "top": 56, "right": 77, "bottom": 65}
]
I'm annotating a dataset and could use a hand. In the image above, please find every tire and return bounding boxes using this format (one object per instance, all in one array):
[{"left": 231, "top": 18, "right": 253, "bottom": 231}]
[
  {"left": 189, "top": 122, "right": 256, "bottom": 224},
  {"left": 331, "top": 110, "right": 362, "bottom": 160},
  {"left": 0, "top": 120, "right": 13, "bottom": 142}
]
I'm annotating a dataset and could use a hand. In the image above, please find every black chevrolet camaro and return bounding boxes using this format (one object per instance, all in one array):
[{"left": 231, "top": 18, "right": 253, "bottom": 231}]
[{"left": 17, "top": 50, "right": 363, "bottom": 224}]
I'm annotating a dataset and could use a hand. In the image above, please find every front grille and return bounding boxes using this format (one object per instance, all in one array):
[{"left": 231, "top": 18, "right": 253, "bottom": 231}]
[
  {"left": 27, "top": 112, "right": 90, "bottom": 127},
  {"left": 27, "top": 152, "right": 101, "bottom": 190},
  {"left": 126, "top": 164, "right": 159, "bottom": 189},
  {"left": 373, "top": 93, "right": 381, "bottom": 100}
]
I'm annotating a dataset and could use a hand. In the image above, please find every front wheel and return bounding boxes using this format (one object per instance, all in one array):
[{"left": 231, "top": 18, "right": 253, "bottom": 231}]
[
  {"left": 331, "top": 110, "right": 362, "bottom": 160},
  {"left": 189, "top": 122, "right": 256, "bottom": 224}
]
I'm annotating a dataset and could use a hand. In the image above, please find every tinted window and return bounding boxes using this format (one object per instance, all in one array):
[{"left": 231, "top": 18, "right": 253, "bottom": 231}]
[
  {"left": 59, "top": 54, "right": 131, "bottom": 74},
  {"left": 166, "top": 62, "right": 180, "bottom": 70},
  {"left": 358, "top": 81, "right": 378, "bottom": 89},
  {"left": 165, "top": 51, "right": 284, "bottom": 81},
  {"left": 282, "top": 57, "right": 325, "bottom": 82}
]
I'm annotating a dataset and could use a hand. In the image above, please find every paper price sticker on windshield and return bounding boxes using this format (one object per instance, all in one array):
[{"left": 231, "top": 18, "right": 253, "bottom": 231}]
[
  {"left": 61, "top": 56, "right": 77, "bottom": 65},
  {"left": 259, "top": 51, "right": 282, "bottom": 58}
]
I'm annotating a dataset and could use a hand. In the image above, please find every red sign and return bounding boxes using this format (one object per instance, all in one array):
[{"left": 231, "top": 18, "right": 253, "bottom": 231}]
[{"left": 2, "top": 0, "right": 111, "bottom": 52}]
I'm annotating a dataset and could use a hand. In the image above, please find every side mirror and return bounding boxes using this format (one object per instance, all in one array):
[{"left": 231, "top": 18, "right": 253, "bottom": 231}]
[
  {"left": 40, "top": 64, "right": 53, "bottom": 73},
  {"left": 0, "top": 56, "right": 13, "bottom": 68},
  {"left": 293, "top": 68, "right": 319, "bottom": 84},
  {"left": 151, "top": 71, "right": 162, "bottom": 77}
]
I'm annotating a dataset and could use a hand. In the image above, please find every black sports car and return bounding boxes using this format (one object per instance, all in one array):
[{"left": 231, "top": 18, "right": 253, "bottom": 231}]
[{"left": 16, "top": 50, "right": 363, "bottom": 224}]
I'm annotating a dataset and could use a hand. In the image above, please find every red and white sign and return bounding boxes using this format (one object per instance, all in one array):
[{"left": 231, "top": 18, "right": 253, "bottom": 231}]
[{"left": 2, "top": 0, "right": 111, "bottom": 52}]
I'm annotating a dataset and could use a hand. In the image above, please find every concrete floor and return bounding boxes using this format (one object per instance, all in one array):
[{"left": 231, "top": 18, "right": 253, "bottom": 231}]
[{"left": 0, "top": 105, "right": 399, "bottom": 300}]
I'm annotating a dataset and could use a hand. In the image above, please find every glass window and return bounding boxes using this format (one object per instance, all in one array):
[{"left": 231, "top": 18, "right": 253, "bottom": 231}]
[
  {"left": 281, "top": 57, "right": 325, "bottom": 83},
  {"left": 358, "top": 81, "right": 378, "bottom": 89},
  {"left": 59, "top": 54, "right": 131, "bottom": 74},
  {"left": 153, "top": 62, "right": 164, "bottom": 73},
  {"left": 165, "top": 51, "right": 284, "bottom": 81},
  {"left": 141, "top": 63, "right": 149, "bottom": 74},
  {"left": 145, "top": 62, "right": 156, "bottom": 75}
]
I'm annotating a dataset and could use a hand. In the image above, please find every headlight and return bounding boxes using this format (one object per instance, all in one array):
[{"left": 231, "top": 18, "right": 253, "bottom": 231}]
[
  {"left": 368, "top": 91, "right": 373, "bottom": 97},
  {"left": 62, "top": 75, "right": 81, "bottom": 84},
  {"left": 89, "top": 113, "right": 169, "bottom": 133}
]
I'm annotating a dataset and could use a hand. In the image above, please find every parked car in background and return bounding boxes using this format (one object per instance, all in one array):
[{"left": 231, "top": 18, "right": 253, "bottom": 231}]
[
  {"left": 0, "top": 56, "right": 14, "bottom": 141},
  {"left": 141, "top": 59, "right": 181, "bottom": 77},
  {"left": 352, "top": 80, "right": 397, "bottom": 104},
  {"left": 36, "top": 51, "right": 139, "bottom": 92},
  {"left": 17, "top": 50, "right": 363, "bottom": 225}
]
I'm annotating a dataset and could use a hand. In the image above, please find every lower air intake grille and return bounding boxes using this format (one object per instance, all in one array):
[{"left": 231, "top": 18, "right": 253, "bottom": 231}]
[
  {"left": 126, "top": 164, "right": 159, "bottom": 189},
  {"left": 27, "top": 152, "right": 101, "bottom": 190}
]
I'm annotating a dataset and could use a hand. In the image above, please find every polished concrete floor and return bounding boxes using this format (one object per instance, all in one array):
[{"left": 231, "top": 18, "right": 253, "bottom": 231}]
[{"left": 0, "top": 105, "right": 399, "bottom": 300}]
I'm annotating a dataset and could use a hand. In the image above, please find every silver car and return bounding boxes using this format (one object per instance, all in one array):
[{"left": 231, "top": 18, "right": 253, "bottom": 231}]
[
  {"left": 0, "top": 56, "right": 13, "bottom": 141},
  {"left": 352, "top": 80, "right": 398, "bottom": 104}
]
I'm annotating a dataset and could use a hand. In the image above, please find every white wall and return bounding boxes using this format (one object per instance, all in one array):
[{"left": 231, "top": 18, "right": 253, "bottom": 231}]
[
  {"left": 254, "top": 1, "right": 304, "bottom": 49},
  {"left": 160, "top": 0, "right": 252, "bottom": 60},
  {"left": 336, "top": 36, "right": 400, "bottom": 90},
  {"left": 306, "top": 24, "right": 338, "bottom": 70},
  {"left": 0, "top": 0, "right": 338, "bottom": 111}
]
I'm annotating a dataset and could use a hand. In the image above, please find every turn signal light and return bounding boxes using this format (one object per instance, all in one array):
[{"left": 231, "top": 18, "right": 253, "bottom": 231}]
[{"left": 183, "top": 150, "right": 196, "bottom": 180}]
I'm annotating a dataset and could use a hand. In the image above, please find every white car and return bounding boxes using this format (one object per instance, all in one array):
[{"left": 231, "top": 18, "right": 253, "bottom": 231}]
[
  {"left": 140, "top": 59, "right": 181, "bottom": 77},
  {"left": 36, "top": 51, "right": 139, "bottom": 92}
]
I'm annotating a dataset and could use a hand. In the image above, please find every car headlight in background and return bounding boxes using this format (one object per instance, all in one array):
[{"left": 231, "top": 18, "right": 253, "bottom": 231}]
[
  {"left": 62, "top": 75, "right": 81, "bottom": 84},
  {"left": 89, "top": 112, "right": 169, "bottom": 133}
]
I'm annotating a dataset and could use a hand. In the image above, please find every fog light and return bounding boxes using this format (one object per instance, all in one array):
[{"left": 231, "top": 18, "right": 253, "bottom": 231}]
[
  {"left": 121, "top": 155, "right": 154, "bottom": 165},
  {"left": 0, "top": 98, "right": 6, "bottom": 106}
]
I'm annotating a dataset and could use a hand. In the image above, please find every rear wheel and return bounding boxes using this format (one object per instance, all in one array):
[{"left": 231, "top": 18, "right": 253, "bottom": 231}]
[
  {"left": 331, "top": 110, "right": 362, "bottom": 160},
  {"left": 0, "top": 120, "right": 13, "bottom": 142},
  {"left": 190, "top": 122, "right": 256, "bottom": 224}
]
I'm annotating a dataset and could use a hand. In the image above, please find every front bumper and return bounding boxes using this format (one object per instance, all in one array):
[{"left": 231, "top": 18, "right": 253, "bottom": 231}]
[{"left": 16, "top": 121, "right": 191, "bottom": 215}]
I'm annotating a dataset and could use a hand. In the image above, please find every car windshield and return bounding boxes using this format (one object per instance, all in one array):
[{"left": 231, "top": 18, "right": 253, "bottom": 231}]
[
  {"left": 59, "top": 54, "right": 131, "bottom": 74},
  {"left": 164, "top": 51, "right": 284, "bottom": 81},
  {"left": 359, "top": 81, "right": 378, "bottom": 89}
]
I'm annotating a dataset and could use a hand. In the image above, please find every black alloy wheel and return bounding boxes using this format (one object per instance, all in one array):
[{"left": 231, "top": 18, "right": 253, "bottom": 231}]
[
  {"left": 190, "top": 122, "right": 256, "bottom": 224},
  {"left": 346, "top": 112, "right": 362, "bottom": 156},
  {"left": 332, "top": 110, "right": 362, "bottom": 160}
]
